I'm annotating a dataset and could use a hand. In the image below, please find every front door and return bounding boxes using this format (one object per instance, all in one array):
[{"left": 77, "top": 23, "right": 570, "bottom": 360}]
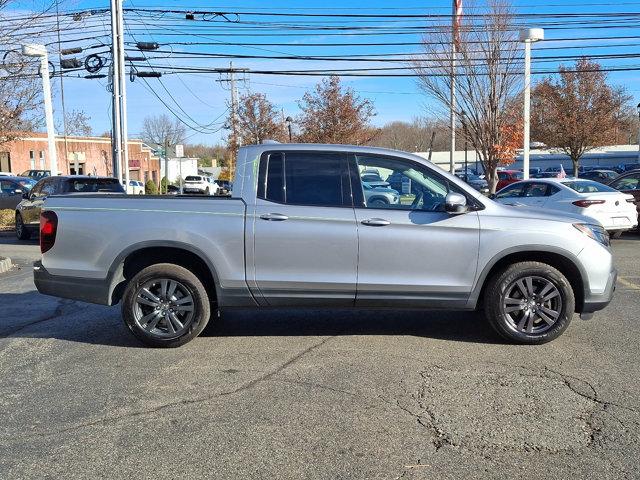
[
  {"left": 350, "top": 153, "right": 480, "bottom": 308},
  {"left": 251, "top": 150, "right": 358, "bottom": 306}
]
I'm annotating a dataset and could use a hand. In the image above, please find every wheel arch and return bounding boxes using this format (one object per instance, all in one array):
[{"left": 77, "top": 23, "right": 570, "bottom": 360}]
[
  {"left": 470, "top": 247, "right": 587, "bottom": 313},
  {"left": 107, "top": 241, "right": 220, "bottom": 306}
]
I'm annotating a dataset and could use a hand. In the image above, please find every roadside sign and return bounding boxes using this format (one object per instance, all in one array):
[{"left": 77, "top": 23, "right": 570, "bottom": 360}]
[{"left": 175, "top": 144, "right": 184, "bottom": 158}]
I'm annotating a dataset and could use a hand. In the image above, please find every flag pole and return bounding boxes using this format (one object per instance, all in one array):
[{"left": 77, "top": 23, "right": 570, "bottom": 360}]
[{"left": 449, "top": 0, "right": 457, "bottom": 174}]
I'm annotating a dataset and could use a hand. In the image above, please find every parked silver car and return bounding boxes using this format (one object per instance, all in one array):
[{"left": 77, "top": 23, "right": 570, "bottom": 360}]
[
  {"left": 362, "top": 182, "right": 399, "bottom": 207},
  {"left": 34, "top": 144, "right": 616, "bottom": 347}
]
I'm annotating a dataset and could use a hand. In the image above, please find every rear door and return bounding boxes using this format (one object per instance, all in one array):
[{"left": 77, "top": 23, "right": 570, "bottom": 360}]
[
  {"left": 349, "top": 153, "right": 479, "bottom": 308},
  {"left": 252, "top": 150, "right": 359, "bottom": 306},
  {"left": 23, "top": 178, "right": 56, "bottom": 226},
  {"left": 519, "top": 182, "right": 555, "bottom": 208}
]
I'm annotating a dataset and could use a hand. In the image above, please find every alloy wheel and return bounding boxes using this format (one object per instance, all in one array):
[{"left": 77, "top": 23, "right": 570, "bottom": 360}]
[
  {"left": 133, "top": 278, "right": 196, "bottom": 338},
  {"left": 501, "top": 275, "right": 563, "bottom": 335}
]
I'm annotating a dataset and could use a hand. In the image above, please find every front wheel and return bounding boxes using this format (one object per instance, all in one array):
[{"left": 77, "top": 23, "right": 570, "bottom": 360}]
[
  {"left": 484, "top": 261, "right": 575, "bottom": 344},
  {"left": 15, "top": 213, "right": 30, "bottom": 240},
  {"left": 608, "top": 230, "right": 623, "bottom": 239},
  {"left": 122, "top": 263, "right": 211, "bottom": 347}
]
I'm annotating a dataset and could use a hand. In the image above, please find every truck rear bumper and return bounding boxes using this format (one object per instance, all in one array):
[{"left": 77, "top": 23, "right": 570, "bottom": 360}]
[{"left": 33, "top": 261, "right": 111, "bottom": 305}]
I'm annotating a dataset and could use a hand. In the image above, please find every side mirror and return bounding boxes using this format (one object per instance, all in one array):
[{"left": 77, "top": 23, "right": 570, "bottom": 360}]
[
  {"left": 22, "top": 190, "right": 30, "bottom": 199},
  {"left": 488, "top": 193, "right": 497, "bottom": 200},
  {"left": 445, "top": 192, "right": 468, "bottom": 214}
]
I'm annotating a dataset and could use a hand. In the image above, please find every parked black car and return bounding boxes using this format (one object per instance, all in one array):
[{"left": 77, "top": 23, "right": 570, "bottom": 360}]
[
  {"left": 15, "top": 176, "right": 125, "bottom": 240},
  {"left": 20, "top": 169, "right": 51, "bottom": 180},
  {"left": 0, "top": 176, "right": 37, "bottom": 210},
  {"left": 579, "top": 169, "right": 619, "bottom": 184}
]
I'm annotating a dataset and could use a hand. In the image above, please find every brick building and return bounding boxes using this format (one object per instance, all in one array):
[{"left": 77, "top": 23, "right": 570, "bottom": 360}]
[{"left": 0, "top": 133, "right": 160, "bottom": 183}]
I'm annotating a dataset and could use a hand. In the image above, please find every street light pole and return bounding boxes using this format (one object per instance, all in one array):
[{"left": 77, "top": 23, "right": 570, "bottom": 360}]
[
  {"left": 22, "top": 44, "right": 58, "bottom": 175},
  {"left": 285, "top": 116, "right": 293, "bottom": 142},
  {"left": 519, "top": 28, "right": 544, "bottom": 180}
]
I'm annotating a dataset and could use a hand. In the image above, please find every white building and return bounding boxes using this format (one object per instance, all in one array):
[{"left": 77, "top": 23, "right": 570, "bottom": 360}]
[
  {"left": 159, "top": 157, "right": 198, "bottom": 182},
  {"left": 416, "top": 144, "right": 640, "bottom": 172}
]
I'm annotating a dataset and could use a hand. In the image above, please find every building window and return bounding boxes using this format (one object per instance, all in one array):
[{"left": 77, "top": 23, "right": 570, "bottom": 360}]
[
  {"left": 39, "top": 151, "right": 45, "bottom": 169},
  {"left": 29, "top": 150, "right": 35, "bottom": 169},
  {"left": 0, "top": 152, "right": 10, "bottom": 172}
]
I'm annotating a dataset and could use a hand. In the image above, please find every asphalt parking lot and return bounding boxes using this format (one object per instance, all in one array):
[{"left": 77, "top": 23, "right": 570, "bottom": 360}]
[{"left": 0, "top": 234, "right": 639, "bottom": 479}]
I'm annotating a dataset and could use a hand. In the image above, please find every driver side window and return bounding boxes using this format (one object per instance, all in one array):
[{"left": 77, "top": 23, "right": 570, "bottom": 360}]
[{"left": 353, "top": 154, "right": 452, "bottom": 211}]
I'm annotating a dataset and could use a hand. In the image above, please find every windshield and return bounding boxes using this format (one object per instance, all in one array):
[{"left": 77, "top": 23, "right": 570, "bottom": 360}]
[
  {"left": 562, "top": 180, "right": 617, "bottom": 193},
  {"left": 17, "top": 178, "right": 37, "bottom": 190},
  {"left": 63, "top": 179, "right": 125, "bottom": 193}
]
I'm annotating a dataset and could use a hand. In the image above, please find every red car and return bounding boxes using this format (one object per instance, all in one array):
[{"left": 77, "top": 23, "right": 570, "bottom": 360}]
[{"left": 496, "top": 170, "right": 524, "bottom": 191}]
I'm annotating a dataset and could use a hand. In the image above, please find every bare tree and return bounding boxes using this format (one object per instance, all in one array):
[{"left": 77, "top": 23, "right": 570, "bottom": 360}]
[
  {"left": 61, "top": 109, "right": 92, "bottom": 136},
  {"left": 369, "top": 117, "right": 450, "bottom": 152},
  {"left": 532, "top": 59, "right": 632, "bottom": 176},
  {"left": 297, "top": 76, "right": 377, "bottom": 145},
  {"left": 231, "top": 92, "right": 286, "bottom": 146},
  {"left": 141, "top": 114, "right": 186, "bottom": 149},
  {"left": 0, "top": 0, "right": 50, "bottom": 146},
  {"left": 413, "top": 0, "right": 522, "bottom": 192}
]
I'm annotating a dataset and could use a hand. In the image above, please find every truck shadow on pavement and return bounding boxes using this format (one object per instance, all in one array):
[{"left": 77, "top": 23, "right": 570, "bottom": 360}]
[{"left": 0, "top": 291, "right": 503, "bottom": 346}]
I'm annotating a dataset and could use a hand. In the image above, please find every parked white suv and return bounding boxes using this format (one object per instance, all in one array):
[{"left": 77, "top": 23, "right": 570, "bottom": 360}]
[
  {"left": 183, "top": 175, "right": 219, "bottom": 195},
  {"left": 124, "top": 180, "right": 145, "bottom": 194}
]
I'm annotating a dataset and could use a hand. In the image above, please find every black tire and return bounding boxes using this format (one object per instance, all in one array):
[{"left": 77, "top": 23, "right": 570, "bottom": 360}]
[
  {"left": 121, "top": 263, "right": 211, "bottom": 347},
  {"left": 204, "top": 187, "right": 210, "bottom": 195},
  {"left": 15, "top": 213, "right": 30, "bottom": 240},
  {"left": 484, "top": 261, "right": 575, "bottom": 344},
  {"left": 609, "top": 230, "right": 623, "bottom": 239},
  {"left": 369, "top": 197, "right": 389, "bottom": 207}
]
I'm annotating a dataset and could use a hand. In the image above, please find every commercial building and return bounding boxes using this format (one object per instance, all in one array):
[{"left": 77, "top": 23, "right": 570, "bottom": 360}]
[{"left": 0, "top": 132, "right": 160, "bottom": 183}]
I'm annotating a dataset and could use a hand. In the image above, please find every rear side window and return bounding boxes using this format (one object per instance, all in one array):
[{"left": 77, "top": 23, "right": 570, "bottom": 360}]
[
  {"left": 258, "top": 151, "right": 348, "bottom": 207},
  {"left": 63, "top": 179, "right": 125, "bottom": 193},
  {"left": 562, "top": 180, "right": 616, "bottom": 193}
]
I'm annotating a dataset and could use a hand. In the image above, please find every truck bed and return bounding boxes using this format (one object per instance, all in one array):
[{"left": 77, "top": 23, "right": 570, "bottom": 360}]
[{"left": 40, "top": 195, "right": 248, "bottom": 303}]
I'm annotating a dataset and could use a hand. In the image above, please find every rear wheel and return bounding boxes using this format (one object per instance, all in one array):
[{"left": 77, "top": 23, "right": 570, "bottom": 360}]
[
  {"left": 484, "top": 261, "right": 575, "bottom": 344},
  {"left": 122, "top": 263, "right": 211, "bottom": 347},
  {"left": 204, "top": 187, "right": 210, "bottom": 195},
  {"left": 15, "top": 213, "right": 30, "bottom": 240},
  {"left": 369, "top": 198, "right": 389, "bottom": 207},
  {"left": 609, "top": 230, "right": 623, "bottom": 239}
]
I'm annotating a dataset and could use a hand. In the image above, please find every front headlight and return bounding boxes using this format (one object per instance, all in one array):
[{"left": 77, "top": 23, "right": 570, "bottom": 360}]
[{"left": 573, "top": 223, "right": 610, "bottom": 247}]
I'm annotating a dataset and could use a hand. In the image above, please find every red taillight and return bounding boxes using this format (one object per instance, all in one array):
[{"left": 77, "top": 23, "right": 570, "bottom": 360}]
[
  {"left": 572, "top": 199, "right": 605, "bottom": 208},
  {"left": 40, "top": 211, "right": 58, "bottom": 254}
]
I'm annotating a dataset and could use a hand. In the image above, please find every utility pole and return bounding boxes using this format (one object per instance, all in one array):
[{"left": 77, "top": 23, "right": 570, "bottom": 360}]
[
  {"left": 22, "top": 44, "right": 58, "bottom": 176},
  {"left": 109, "top": 0, "right": 121, "bottom": 181},
  {"left": 230, "top": 62, "right": 239, "bottom": 152},
  {"left": 117, "top": 0, "right": 130, "bottom": 189},
  {"left": 109, "top": 0, "right": 129, "bottom": 186}
]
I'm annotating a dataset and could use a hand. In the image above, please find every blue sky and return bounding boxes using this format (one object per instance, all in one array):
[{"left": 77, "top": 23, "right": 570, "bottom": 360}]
[{"left": 5, "top": 0, "right": 640, "bottom": 145}]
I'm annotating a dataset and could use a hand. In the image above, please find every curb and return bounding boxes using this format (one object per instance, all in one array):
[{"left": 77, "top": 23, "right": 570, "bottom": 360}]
[{"left": 0, "top": 256, "right": 12, "bottom": 274}]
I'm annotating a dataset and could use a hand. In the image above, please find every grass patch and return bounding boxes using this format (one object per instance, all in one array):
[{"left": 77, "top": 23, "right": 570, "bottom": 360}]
[{"left": 0, "top": 209, "right": 15, "bottom": 228}]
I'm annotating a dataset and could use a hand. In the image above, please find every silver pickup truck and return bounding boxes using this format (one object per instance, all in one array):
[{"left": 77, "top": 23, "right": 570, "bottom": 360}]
[{"left": 34, "top": 144, "right": 616, "bottom": 347}]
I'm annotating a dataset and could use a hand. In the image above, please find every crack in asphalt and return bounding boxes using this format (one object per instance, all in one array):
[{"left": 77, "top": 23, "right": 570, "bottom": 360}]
[
  {"left": 5, "top": 334, "right": 337, "bottom": 442},
  {"left": 0, "top": 298, "right": 83, "bottom": 338}
]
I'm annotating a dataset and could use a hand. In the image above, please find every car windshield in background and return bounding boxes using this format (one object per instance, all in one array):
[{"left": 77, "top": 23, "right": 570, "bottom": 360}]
[
  {"left": 18, "top": 179, "right": 37, "bottom": 189},
  {"left": 64, "top": 179, "right": 125, "bottom": 193},
  {"left": 562, "top": 180, "right": 617, "bottom": 193},
  {"left": 185, "top": 176, "right": 202, "bottom": 181}
]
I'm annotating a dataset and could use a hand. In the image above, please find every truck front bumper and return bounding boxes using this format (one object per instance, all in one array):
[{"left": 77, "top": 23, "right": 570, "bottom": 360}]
[
  {"left": 34, "top": 261, "right": 112, "bottom": 305},
  {"left": 581, "top": 267, "right": 617, "bottom": 314}
]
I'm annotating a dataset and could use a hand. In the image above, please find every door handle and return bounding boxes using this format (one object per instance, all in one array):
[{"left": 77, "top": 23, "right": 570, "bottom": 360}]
[
  {"left": 260, "top": 212, "right": 289, "bottom": 221},
  {"left": 361, "top": 218, "right": 390, "bottom": 227}
]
